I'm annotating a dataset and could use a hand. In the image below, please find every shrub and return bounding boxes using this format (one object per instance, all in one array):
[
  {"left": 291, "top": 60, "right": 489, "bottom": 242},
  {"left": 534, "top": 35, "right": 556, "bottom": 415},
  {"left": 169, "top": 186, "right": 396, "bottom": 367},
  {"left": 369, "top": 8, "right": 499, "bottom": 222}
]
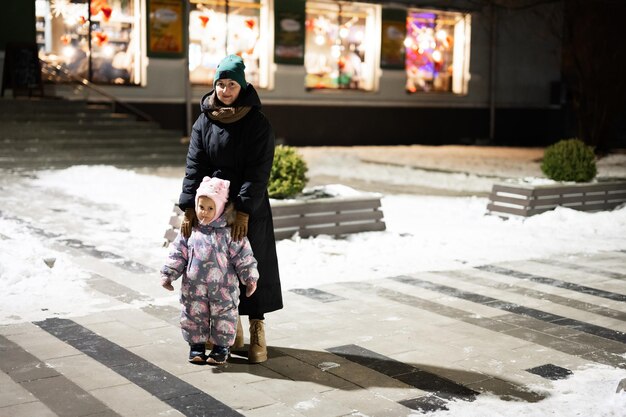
[
  {"left": 268, "top": 145, "right": 308, "bottom": 199},
  {"left": 541, "top": 138, "right": 597, "bottom": 182}
]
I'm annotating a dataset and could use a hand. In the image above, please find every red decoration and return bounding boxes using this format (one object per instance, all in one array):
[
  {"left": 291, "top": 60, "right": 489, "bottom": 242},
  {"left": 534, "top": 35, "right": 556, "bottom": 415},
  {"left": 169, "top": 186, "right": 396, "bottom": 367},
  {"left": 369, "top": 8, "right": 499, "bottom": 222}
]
[
  {"left": 93, "top": 31, "right": 109, "bottom": 46},
  {"left": 90, "top": 0, "right": 107, "bottom": 16},
  {"left": 245, "top": 19, "right": 255, "bottom": 30},
  {"left": 79, "top": 16, "right": 87, "bottom": 25},
  {"left": 60, "top": 34, "right": 71, "bottom": 45},
  {"left": 101, "top": 6, "right": 112, "bottom": 22},
  {"left": 199, "top": 15, "right": 209, "bottom": 28}
]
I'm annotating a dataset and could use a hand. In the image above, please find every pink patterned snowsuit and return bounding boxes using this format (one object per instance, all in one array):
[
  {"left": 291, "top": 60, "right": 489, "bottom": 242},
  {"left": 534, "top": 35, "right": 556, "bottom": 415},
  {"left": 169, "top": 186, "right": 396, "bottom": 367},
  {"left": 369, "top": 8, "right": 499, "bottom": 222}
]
[{"left": 161, "top": 213, "right": 259, "bottom": 346}]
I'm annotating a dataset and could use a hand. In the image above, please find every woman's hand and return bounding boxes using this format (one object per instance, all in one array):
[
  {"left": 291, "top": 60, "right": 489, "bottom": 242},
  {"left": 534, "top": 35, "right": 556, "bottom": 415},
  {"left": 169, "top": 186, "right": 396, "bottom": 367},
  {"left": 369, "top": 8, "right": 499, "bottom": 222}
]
[
  {"left": 232, "top": 211, "right": 249, "bottom": 241},
  {"left": 181, "top": 208, "right": 196, "bottom": 238}
]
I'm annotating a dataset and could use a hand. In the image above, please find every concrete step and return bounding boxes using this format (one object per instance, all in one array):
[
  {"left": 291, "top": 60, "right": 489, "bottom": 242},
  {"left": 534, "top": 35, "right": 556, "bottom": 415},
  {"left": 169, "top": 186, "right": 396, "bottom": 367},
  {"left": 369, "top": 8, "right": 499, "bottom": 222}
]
[
  {"left": 1, "top": 129, "right": 183, "bottom": 140},
  {"left": 0, "top": 144, "right": 186, "bottom": 156},
  {"left": 0, "top": 112, "right": 135, "bottom": 121},
  {"left": 0, "top": 100, "right": 109, "bottom": 112},
  {"left": 0, "top": 120, "right": 159, "bottom": 130},
  {"left": 0, "top": 153, "right": 187, "bottom": 168},
  {"left": 0, "top": 97, "right": 184, "bottom": 169},
  {"left": 2, "top": 137, "right": 183, "bottom": 148}
]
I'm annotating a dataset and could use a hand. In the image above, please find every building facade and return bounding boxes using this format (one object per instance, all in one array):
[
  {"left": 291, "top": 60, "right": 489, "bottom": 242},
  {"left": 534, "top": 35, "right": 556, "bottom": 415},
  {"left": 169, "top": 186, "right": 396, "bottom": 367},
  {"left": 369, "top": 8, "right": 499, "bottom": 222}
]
[{"left": 1, "top": 0, "right": 568, "bottom": 146}]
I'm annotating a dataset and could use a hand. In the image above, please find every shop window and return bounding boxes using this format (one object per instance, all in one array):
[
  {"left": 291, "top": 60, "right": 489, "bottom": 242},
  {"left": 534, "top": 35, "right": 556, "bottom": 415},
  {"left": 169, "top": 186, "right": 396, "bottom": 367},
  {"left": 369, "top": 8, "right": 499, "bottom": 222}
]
[
  {"left": 189, "top": 0, "right": 269, "bottom": 88},
  {"left": 305, "top": 1, "right": 379, "bottom": 91},
  {"left": 36, "top": 0, "right": 142, "bottom": 85},
  {"left": 405, "top": 9, "right": 470, "bottom": 94}
]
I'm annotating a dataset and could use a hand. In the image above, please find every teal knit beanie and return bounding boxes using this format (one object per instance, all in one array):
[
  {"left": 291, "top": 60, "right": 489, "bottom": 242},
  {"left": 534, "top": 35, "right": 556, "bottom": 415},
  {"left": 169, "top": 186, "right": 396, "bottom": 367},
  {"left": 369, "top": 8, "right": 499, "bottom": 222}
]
[{"left": 213, "top": 55, "right": 247, "bottom": 91}]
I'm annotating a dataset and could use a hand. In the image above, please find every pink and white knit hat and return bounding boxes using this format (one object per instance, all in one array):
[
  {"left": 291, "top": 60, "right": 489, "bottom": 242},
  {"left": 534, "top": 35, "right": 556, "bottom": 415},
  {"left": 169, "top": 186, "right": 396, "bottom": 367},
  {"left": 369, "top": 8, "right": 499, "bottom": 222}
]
[{"left": 195, "top": 176, "right": 230, "bottom": 220}]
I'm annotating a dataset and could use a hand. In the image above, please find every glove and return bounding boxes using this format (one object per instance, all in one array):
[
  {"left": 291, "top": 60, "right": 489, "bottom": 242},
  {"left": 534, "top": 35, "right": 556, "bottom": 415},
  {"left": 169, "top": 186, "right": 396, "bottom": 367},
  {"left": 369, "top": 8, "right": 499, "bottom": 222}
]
[
  {"left": 181, "top": 208, "right": 196, "bottom": 238},
  {"left": 232, "top": 211, "right": 249, "bottom": 241}
]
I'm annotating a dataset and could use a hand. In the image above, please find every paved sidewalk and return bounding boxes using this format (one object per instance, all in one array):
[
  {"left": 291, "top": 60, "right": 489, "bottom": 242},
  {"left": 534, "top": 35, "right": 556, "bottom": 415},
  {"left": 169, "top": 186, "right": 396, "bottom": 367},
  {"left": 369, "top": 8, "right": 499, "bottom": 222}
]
[
  {"left": 1, "top": 146, "right": 626, "bottom": 416},
  {"left": 1, "top": 244, "right": 625, "bottom": 416}
]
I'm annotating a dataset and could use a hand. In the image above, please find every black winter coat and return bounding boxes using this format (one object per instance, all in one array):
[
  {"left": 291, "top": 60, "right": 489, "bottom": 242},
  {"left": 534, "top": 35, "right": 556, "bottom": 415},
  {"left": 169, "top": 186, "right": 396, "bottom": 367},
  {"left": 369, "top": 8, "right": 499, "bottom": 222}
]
[{"left": 178, "top": 85, "right": 283, "bottom": 316}]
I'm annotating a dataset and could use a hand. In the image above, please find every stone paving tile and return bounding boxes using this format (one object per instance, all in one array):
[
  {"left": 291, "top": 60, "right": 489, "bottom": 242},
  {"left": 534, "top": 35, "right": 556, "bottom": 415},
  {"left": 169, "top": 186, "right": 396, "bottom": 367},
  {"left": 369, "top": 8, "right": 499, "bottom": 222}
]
[
  {"left": 141, "top": 304, "right": 180, "bottom": 327},
  {"left": 182, "top": 370, "right": 277, "bottom": 412},
  {"left": 91, "top": 383, "right": 184, "bottom": 417},
  {"left": 87, "top": 274, "right": 152, "bottom": 304},
  {"left": 21, "top": 375, "right": 114, "bottom": 416},
  {"left": 526, "top": 363, "right": 573, "bottom": 380},
  {"left": 501, "top": 328, "right": 598, "bottom": 357},
  {"left": 259, "top": 354, "right": 355, "bottom": 391},
  {"left": 6, "top": 325, "right": 82, "bottom": 361},
  {"left": 315, "top": 387, "right": 416, "bottom": 417},
  {"left": 391, "top": 350, "right": 492, "bottom": 387},
  {"left": 508, "top": 344, "right": 592, "bottom": 371},
  {"left": 0, "top": 400, "right": 57, "bottom": 417},
  {"left": 580, "top": 350, "right": 626, "bottom": 369},
  {"left": 465, "top": 376, "right": 546, "bottom": 403},
  {"left": 0, "top": 371, "right": 39, "bottom": 408},
  {"left": 45, "top": 354, "right": 132, "bottom": 392},
  {"left": 0, "top": 322, "right": 37, "bottom": 337},
  {"left": 446, "top": 354, "right": 553, "bottom": 389},
  {"left": 563, "top": 332, "right": 626, "bottom": 355},
  {"left": 242, "top": 402, "right": 308, "bottom": 417},
  {"left": 247, "top": 379, "right": 354, "bottom": 417}
]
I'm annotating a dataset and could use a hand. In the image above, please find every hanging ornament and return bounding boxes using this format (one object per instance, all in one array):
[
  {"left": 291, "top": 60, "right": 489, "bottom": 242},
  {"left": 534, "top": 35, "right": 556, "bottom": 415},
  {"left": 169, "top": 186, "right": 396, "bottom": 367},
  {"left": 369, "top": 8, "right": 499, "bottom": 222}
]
[
  {"left": 101, "top": 6, "right": 112, "bottom": 22},
  {"left": 60, "top": 34, "right": 72, "bottom": 45},
  {"left": 245, "top": 19, "right": 255, "bottom": 30},
  {"left": 93, "top": 31, "right": 109, "bottom": 47},
  {"left": 198, "top": 15, "right": 209, "bottom": 28},
  {"left": 90, "top": 0, "right": 109, "bottom": 17}
]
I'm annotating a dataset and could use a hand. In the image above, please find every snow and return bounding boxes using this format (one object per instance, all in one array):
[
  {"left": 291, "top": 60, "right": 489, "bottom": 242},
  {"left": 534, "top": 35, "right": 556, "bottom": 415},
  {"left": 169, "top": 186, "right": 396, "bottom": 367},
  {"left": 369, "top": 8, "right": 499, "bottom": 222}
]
[
  {"left": 1, "top": 162, "right": 625, "bottom": 416},
  {"left": 413, "top": 365, "right": 626, "bottom": 417}
]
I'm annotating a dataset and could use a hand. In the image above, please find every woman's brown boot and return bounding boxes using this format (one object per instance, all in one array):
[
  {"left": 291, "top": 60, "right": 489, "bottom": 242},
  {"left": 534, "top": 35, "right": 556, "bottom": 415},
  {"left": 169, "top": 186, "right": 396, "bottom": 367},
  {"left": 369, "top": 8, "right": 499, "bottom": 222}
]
[
  {"left": 232, "top": 316, "right": 244, "bottom": 351},
  {"left": 248, "top": 319, "right": 267, "bottom": 363}
]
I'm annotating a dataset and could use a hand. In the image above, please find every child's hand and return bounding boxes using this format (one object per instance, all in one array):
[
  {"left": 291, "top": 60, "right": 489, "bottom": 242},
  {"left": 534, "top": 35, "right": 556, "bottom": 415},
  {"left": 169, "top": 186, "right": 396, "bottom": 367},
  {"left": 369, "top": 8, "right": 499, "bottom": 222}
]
[
  {"left": 245, "top": 281, "right": 257, "bottom": 297},
  {"left": 161, "top": 276, "right": 174, "bottom": 291}
]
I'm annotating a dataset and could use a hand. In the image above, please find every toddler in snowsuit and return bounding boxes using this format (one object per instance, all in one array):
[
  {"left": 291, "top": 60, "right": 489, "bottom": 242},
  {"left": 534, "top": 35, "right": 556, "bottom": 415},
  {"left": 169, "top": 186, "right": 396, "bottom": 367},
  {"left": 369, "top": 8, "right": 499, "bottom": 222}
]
[{"left": 160, "top": 176, "right": 259, "bottom": 364}]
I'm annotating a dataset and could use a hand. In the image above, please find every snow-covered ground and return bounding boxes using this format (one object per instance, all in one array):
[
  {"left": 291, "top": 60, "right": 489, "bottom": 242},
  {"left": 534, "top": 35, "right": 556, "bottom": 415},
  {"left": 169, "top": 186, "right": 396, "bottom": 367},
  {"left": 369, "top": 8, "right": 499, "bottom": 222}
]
[{"left": 1, "top": 151, "right": 625, "bottom": 416}]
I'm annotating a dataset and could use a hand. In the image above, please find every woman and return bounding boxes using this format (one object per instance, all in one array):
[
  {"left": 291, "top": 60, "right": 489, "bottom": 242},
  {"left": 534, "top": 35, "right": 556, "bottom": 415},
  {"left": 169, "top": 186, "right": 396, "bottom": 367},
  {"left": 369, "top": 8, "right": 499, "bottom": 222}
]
[{"left": 178, "top": 54, "right": 282, "bottom": 363}]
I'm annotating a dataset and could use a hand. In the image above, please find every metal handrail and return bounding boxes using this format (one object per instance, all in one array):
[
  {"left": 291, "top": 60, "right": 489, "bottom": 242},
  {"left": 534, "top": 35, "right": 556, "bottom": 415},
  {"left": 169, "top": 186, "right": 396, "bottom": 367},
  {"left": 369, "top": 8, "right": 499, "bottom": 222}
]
[{"left": 40, "top": 60, "right": 155, "bottom": 122}]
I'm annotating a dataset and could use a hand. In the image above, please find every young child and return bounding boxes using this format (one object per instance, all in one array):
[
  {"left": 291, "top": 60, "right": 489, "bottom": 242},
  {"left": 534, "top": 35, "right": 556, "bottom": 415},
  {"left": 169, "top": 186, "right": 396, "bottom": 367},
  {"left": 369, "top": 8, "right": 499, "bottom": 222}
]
[{"left": 160, "top": 176, "right": 259, "bottom": 365}]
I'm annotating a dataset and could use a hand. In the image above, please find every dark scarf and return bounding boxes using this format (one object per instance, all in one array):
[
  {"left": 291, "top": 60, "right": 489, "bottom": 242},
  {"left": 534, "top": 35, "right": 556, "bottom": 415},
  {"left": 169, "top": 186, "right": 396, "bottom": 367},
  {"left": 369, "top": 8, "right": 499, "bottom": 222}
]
[{"left": 205, "top": 92, "right": 251, "bottom": 123}]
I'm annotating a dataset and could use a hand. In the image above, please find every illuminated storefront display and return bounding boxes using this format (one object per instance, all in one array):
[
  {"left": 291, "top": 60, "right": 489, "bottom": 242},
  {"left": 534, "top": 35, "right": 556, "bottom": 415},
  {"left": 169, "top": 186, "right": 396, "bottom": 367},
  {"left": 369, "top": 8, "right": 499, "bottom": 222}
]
[
  {"left": 405, "top": 9, "right": 470, "bottom": 94},
  {"left": 304, "top": 1, "right": 379, "bottom": 91},
  {"left": 36, "top": 0, "right": 142, "bottom": 85},
  {"left": 188, "top": 0, "right": 269, "bottom": 87}
]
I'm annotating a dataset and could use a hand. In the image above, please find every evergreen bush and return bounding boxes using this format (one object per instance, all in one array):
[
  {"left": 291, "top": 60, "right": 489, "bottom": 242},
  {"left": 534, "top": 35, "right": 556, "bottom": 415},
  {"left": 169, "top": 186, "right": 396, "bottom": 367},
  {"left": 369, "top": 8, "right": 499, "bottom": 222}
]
[
  {"left": 268, "top": 145, "right": 308, "bottom": 199},
  {"left": 541, "top": 138, "right": 597, "bottom": 182}
]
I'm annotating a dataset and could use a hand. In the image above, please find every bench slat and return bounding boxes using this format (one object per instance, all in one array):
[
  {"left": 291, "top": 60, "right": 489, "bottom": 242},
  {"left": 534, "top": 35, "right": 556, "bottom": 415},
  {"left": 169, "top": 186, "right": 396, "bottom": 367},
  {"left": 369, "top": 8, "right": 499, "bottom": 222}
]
[
  {"left": 273, "top": 210, "right": 383, "bottom": 229},
  {"left": 271, "top": 198, "right": 381, "bottom": 216},
  {"left": 274, "top": 221, "right": 386, "bottom": 240}
]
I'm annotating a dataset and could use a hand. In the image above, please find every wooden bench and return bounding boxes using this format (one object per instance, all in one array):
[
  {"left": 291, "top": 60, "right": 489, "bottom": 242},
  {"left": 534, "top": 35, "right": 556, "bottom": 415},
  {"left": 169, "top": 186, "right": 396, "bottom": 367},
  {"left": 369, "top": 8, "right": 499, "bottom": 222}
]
[
  {"left": 487, "top": 181, "right": 626, "bottom": 217},
  {"left": 271, "top": 196, "right": 385, "bottom": 240},
  {"left": 163, "top": 195, "right": 386, "bottom": 244}
]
